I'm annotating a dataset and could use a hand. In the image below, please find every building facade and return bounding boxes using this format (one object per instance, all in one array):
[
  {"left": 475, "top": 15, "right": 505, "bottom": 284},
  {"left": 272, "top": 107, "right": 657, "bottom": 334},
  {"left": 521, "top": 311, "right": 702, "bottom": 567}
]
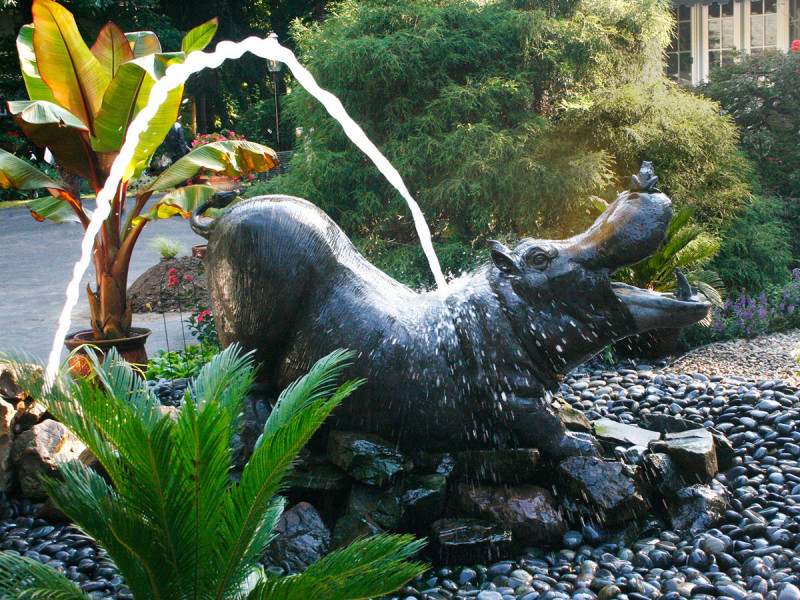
[{"left": 666, "top": 0, "right": 800, "bottom": 84}]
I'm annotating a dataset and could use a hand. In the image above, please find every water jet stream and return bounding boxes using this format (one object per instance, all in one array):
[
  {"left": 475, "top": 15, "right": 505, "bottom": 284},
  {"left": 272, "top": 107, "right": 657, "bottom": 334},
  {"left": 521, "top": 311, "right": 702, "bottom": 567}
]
[{"left": 45, "top": 35, "right": 445, "bottom": 384}]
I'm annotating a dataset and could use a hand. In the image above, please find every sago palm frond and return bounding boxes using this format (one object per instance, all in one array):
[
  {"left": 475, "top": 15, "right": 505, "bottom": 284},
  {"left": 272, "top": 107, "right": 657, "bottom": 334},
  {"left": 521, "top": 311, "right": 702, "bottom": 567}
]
[
  {"left": 247, "top": 534, "right": 427, "bottom": 600},
  {"left": 2, "top": 345, "right": 418, "bottom": 600},
  {"left": 0, "top": 552, "right": 91, "bottom": 600}
]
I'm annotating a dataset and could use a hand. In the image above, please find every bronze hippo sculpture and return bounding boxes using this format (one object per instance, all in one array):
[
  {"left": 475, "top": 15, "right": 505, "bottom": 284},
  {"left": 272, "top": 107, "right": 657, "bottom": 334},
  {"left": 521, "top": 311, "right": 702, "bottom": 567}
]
[{"left": 190, "top": 164, "right": 710, "bottom": 459}]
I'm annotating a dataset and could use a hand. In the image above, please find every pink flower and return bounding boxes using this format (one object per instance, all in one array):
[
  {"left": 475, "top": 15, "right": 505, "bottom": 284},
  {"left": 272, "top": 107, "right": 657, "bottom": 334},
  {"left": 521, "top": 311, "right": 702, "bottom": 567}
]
[
  {"left": 792, "top": 39, "right": 800, "bottom": 51},
  {"left": 168, "top": 268, "right": 176, "bottom": 275},
  {"left": 197, "top": 315, "right": 204, "bottom": 323},
  {"left": 168, "top": 275, "right": 178, "bottom": 286},
  {"left": 185, "top": 275, "right": 193, "bottom": 281}
]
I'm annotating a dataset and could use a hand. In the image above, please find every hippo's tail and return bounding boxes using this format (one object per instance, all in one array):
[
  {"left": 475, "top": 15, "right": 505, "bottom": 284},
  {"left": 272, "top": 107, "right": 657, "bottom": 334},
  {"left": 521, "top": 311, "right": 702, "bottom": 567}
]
[{"left": 190, "top": 191, "right": 239, "bottom": 239}]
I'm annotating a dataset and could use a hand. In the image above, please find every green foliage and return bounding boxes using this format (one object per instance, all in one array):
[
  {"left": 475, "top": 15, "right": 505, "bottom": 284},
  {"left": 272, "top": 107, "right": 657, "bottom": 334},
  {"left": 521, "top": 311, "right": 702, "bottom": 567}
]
[
  {"left": 235, "top": 96, "right": 295, "bottom": 149},
  {"left": 146, "top": 343, "right": 218, "bottom": 379},
  {"left": 613, "top": 208, "right": 724, "bottom": 307},
  {"left": 701, "top": 51, "right": 800, "bottom": 199},
  {"left": 1, "top": 346, "right": 426, "bottom": 600},
  {"left": 711, "top": 195, "right": 795, "bottom": 294},
  {"left": 559, "top": 82, "right": 753, "bottom": 224},
  {"left": 267, "top": 0, "right": 753, "bottom": 286},
  {"left": 148, "top": 236, "right": 187, "bottom": 259}
]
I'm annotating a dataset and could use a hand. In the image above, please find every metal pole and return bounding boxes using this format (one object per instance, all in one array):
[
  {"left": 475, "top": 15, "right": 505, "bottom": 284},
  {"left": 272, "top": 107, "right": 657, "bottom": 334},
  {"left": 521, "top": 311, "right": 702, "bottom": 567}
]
[{"left": 272, "top": 71, "right": 281, "bottom": 152}]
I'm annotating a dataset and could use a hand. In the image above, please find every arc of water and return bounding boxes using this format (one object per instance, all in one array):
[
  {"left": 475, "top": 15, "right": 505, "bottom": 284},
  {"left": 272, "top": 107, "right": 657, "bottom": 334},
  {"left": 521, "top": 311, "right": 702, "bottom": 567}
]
[{"left": 45, "top": 35, "right": 445, "bottom": 385}]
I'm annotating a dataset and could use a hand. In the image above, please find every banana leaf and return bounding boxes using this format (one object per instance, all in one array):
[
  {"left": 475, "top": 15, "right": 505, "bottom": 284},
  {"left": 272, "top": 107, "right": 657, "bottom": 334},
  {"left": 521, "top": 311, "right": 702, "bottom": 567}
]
[
  {"left": 27, "top": 196, "right": 90, "bottom": 223},
  {"left": 125, "top": 31, "right": 161, "bottom": 58},
  {"left": 31, "top": 0, "right": 109, "bottom": 131},
  {"left": 145, "top": 141, "right": 279, "bottom": 192},
  {"left": 91, "top": 22, "right": 135, "bottom": 79},
  {"left": 0, "top": 148, "right": 63, "bottom": 190},
  {"left": 135, "top": 185, "right": 218, "bottom": 225},
  {"left": 181, "top": 18, "right": 219, "bottom": 54},
  {"left": 16, "top": 25, "right": 56, "bottom": 104},
  {"left": 9, "top": 99, "right": 95, "bottom": 182}
]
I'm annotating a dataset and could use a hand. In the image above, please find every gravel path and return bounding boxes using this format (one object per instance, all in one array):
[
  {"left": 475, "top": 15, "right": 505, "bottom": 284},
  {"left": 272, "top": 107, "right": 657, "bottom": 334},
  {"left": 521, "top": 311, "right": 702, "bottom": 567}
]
[{"left": 671, "top": 330, "right": 800, "bottom": 387}]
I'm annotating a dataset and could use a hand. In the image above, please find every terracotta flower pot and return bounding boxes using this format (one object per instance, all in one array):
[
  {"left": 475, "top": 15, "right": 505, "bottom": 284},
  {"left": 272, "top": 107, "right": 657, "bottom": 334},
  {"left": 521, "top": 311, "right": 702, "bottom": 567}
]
[
  {"left": 192, "top": 244, "right": 207, "bottom": 260},
  {"left": 64, "top": 327, "right": 152, "bottom": 377}
]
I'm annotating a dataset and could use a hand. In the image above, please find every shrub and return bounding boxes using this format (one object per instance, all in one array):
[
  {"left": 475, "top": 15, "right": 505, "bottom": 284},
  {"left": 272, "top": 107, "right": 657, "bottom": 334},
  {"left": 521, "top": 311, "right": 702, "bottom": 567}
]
[
  {"left": 262, "top": 0, "right": 754, "bottom": 287},
  {"left": 711, "top": 195, "right": 795, "bottom": 293},
  {"left": 1, "top": 347, "right": 426, "bottom": 600},
  {"left": 146, "top": 343, "right": 219, "bottom": 379}
]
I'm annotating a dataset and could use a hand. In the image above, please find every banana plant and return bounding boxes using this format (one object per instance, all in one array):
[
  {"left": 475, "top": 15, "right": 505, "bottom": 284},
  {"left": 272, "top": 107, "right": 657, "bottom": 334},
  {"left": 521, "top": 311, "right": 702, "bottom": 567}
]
[{"left": 0, "top": 0, "right": 279, "bottom": 341}]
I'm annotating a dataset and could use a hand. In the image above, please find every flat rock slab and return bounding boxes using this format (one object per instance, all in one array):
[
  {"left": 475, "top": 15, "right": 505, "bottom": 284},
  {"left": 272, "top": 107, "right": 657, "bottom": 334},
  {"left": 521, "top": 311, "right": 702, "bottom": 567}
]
[
  {"left": 457, "top": 483, "right": 567, "bottom": 543},
  {"left": 455, "top": 448, "right": 541, "bottom": 484},
  {"left": 650, "top": 428, "right": 717, "bottom": 482},
  {"left": 327, "top": 431, "right": 410, "bottom": 487},
  {"left": 593, "top": 418, "right": 661, "bottom": 447},
  {"left": 558, "top": 457, "right": 648, "bottom": 524},
  {"left": 431, "top": 517, "right": 512, "bottom": 563}
]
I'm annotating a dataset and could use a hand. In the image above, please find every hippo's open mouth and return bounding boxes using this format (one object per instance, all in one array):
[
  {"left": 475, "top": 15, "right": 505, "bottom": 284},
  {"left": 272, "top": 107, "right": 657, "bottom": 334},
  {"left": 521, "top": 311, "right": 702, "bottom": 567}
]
[{"left": 612, "top": 281, "right": 711, "bottom": 332}]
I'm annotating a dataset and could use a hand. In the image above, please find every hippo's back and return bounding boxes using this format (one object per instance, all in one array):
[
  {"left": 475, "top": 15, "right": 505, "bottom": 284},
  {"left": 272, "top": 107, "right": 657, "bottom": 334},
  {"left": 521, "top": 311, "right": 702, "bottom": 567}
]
[{"left": 205, "top": 195, "right": 414, "bottom": 381}]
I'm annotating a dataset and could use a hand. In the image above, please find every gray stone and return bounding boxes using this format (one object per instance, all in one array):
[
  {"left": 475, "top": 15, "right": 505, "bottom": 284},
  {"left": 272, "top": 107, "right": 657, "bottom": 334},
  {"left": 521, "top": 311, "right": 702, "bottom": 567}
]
[
  {"left": 265, "top": 502, "right": 330, "bottom": 573},
  {"left": 287, "top": 455, "right": 352, "bottom": 491},
  {"left": 10, "top": 419, "right": 85, "bottom": 499},
  {"left": 558, "top": 401, "right": 593, "bottom": 433},
  {"left": 650, "top": 429, "right": 717, "bottom": 482},
  {"left": 347, "top": 484, "right": 404, "bottom": 530},
  {"left": 668, "top": 483, "right": 730, "bottom": 535},
  {"left": 558, "top": 457, "right": 648, "bottom": 523},
  {"left": 457, "top": 483, "right": 567, "bottom": 543},
  {"left": 643, "top": 452, "right": 685, "bottom": 496},
  {"left": 331, "top": 513, "right": 384, "bottom": 549},
  {"left": 346, "top": 474, "right": 447, "bottom": 531},
  {"left": 455, "top": 448, "right": 541, "bottom": 484},
  {"left": 327, "top": 431, "right": 409, "bottom": 486},
  {"left": 593, "top": 417, "right": 660, "bottom": 447}
]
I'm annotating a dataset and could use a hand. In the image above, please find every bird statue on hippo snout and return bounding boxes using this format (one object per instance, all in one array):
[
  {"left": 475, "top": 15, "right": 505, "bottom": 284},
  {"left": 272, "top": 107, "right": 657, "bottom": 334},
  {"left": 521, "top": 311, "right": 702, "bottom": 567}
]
[{"left": 190, "top": 163, "right": 710, "bottom": 460}]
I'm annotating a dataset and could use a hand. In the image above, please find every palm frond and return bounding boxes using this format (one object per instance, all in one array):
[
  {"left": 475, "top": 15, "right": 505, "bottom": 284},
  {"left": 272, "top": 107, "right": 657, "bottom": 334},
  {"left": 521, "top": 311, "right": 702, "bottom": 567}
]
[
  {"left": 0, "top": 552, "right": 91, "bottom": 600},
  {"left": 247, "top": 534, "right": 427, "bottom": 600},
  {"left": 190, "top": 344, "right": 257, "bottom": 419},
  {"left": 211, "top": 350, "right": 363, "bottom": 599}
]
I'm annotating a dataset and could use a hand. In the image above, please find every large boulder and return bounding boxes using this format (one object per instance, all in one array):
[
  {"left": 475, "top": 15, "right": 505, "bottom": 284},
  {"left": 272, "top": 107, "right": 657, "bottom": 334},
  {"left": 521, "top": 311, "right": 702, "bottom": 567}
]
[
  {"left": 650, "top": 429, "right": 718, "bottom": 482},
  {"left": 11, "top": 419, "right": 85, "bottom": 499},
  {"left": 668, "top": 483, "right": 730, "bottom": 535},
  {"left": 457, "top": 483, "right": 567, "bottom": 543},
  {"left": 264, "top": 502, "right": 331, "bottom": 573},
  {"left": 454, "top": 448, "right": 541, "bottom": 484},
  {"left": 557, "top": 457, "right": 648, "bottom": 523},
  {"left": 346, "top": 474, "right": 447, "bottom": 531},
  {"left": 0, "top": 399, "right": 15, "bottom": 491},
  {"left": 327, "top": 431, "right": 410, "bottom": 486}
]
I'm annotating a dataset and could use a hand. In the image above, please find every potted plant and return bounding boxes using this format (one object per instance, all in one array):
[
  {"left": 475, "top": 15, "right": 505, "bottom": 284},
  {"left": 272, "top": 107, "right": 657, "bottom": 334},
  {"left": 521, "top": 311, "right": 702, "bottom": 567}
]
[{"left": 0, "top": 0, "right": 278, "bottom": 363}]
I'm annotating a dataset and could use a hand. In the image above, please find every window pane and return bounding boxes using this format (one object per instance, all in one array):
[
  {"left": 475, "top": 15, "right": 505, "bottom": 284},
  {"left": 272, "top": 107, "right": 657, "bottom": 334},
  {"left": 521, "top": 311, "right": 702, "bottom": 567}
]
[
  {"left": 751, "top": 0, "right": 764, "bottom": 14},
  {"left": 666, "top": 52, "right": 679, "bottom": 76},
  {"left": 710, "top": 3, "right": 721, "bottom": 17},
  {"left": 679, "top": 4, "right": 691, "bottom": 19},
  {"left": 751, "top": 16, "right": 764, "bottom": 46},
  {"left": 709, "top": 50, "right": 720, "bottom": 66},
  {"left": 680, "top": 54, "right": 692, "bottom": 80},
  {"left": 722, "top": 1, "right": 734, "bottom": 16},
  {"left": 765, "top": 14, "right": 777, "bottom": 45},
  {"left": 709, "top": 20, "right": 721, "bottom": 48},
  {"left": 765, "top": 0, "right": 777, "bottom": 13},
  {"left": 679, "top": 21, "right": 692, "bottom": 50},
  {"left": 722, "top": 18, "right": 734, "bottom": 46}
]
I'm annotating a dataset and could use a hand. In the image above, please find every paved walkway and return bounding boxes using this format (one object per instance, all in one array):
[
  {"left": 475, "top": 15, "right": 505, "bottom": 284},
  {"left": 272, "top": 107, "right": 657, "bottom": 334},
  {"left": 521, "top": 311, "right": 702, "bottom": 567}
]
[{"left": 0, "top": 197, "right": 207, "bottom": 362}]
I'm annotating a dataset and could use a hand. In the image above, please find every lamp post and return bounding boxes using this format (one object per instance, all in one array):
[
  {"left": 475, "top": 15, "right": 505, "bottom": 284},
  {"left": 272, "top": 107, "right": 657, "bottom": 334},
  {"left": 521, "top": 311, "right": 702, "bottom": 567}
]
[{"left": 266, "top": 32, "right": 282, "bottom": 152}]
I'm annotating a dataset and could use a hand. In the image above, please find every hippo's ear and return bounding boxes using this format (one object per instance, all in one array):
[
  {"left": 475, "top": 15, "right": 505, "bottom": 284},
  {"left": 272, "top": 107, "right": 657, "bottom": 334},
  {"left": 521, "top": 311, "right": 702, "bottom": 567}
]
[{"left": 488, "top": 240, "right": 523, "bottom": 276}]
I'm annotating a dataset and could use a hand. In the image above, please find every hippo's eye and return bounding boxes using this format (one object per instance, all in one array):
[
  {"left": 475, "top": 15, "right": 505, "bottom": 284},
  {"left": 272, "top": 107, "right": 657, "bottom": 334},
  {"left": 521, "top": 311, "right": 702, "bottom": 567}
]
[{"left": 525, "top": 248, "right": 556, "bottom": 271}]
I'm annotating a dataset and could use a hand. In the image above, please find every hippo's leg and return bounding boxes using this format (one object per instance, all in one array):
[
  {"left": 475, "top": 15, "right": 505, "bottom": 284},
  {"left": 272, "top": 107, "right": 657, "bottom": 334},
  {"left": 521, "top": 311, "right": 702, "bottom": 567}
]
[{"left": 506, "top": 395, "right": 600, "bottom": 460}]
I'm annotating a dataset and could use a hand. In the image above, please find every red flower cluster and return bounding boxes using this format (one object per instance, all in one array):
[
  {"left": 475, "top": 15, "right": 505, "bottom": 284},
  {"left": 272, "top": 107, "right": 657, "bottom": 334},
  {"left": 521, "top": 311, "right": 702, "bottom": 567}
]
[
  {"left": 792, "top": 39, "right": 800, "bottom": 51},
  {"left": 197, "top": 310, "right": 212, "bottom": 323},
  {"left": 167, "top": 267, "right": 178, "bottom": 287}
]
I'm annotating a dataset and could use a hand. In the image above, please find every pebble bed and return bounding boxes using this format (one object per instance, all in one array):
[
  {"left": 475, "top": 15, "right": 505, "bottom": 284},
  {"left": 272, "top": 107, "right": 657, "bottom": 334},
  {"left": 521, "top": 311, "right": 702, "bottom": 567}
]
[{"left": 3, "top": 358, "right": 800, "bottom": 600}]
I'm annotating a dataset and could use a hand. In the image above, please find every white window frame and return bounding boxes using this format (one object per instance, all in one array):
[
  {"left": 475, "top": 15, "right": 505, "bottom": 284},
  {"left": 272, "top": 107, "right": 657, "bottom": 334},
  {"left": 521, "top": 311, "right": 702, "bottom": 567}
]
[
  {"left": 666, "top": 3, "right": 704, "bottom": 84},
  {"left": 694, "top": 0, "right": 791, "bottom": 81}
]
